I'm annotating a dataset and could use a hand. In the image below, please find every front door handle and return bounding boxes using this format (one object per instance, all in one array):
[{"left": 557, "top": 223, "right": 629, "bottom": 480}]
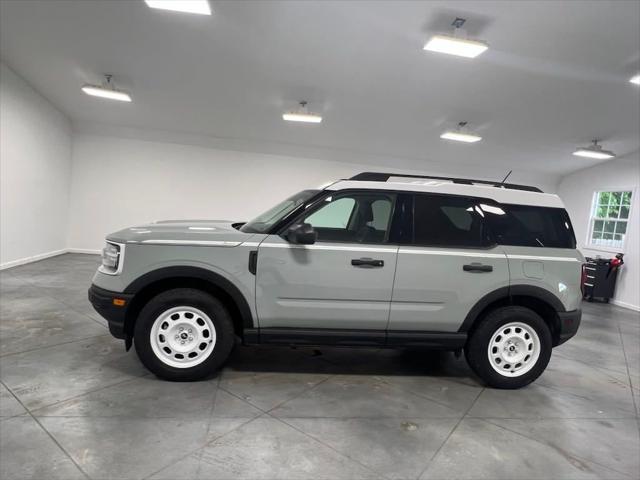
[
  {"left": 463, "top": 263, "right": 493, "bottom": 273},
  {"left": 351, "top": 258, "right": 384, "bottom": 268}
]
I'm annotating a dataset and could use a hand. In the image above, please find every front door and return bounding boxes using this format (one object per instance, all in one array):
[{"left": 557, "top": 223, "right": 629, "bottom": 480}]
[{"left": 255, "top": 191, "right": 398, "bottom": 330}]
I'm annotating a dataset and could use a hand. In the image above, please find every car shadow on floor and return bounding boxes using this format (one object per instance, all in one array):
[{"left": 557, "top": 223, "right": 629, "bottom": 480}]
[{"left": 222, "top": 344, "right": 479, "bottom": 381}]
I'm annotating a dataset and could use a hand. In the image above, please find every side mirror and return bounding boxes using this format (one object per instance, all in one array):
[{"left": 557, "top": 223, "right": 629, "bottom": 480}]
[{"left": 286, "top": 223, "right": 317, "bottom": 245}]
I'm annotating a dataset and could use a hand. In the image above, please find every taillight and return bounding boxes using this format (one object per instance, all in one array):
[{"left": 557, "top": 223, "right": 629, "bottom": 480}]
[{"left": 580, "top": 264, "right": 587, "bottom": 295}]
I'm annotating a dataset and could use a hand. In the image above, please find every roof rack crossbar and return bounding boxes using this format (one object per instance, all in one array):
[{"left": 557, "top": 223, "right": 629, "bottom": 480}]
[{"left": 348, "top": 172, "right": 543, "bottom": 193}]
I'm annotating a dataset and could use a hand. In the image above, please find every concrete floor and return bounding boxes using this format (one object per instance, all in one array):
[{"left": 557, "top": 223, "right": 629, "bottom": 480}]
[{"left": 0, "top": 253, "right": 638, "bottom": 480}]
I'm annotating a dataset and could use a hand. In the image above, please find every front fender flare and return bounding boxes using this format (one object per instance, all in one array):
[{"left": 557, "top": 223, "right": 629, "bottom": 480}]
[{"left": 124, "top": 265, "right": 254, "bottom": 329}]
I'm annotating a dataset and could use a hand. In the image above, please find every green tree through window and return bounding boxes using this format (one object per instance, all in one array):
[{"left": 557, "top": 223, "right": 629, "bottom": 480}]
[{"left": 589, "top": 190, "right": 632, "bottom": 250}]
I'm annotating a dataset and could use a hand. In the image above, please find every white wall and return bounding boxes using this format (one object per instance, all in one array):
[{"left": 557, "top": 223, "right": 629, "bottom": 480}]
[
  {"left": 6, "top": 62, "right": 636, "bottom": 312},
  {"left": 67, "top": 133, "right": 559, "bottom": 251},
  {"left": 0, "top": 62, "right": 72, "bottom": 268},
  {"left": 558, "top": 155, "right": 640, "bottom": 311},
  {"left": 4, "top": 63, "right": 637, "bottom": 312}
]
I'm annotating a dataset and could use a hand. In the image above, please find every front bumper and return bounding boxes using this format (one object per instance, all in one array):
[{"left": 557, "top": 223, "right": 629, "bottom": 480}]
[
  {"left": 88, "top": 284, "right": 134, "bottom": 340},
  {"left": 556, "top": 309, "right": 582, "bottom": 345}
]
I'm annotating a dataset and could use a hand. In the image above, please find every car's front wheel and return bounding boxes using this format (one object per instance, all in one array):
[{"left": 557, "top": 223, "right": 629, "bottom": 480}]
[
  {"left": 134, "top": 288, "right": 235, "bottom": 381},
  {"left": 464, "top": 306, "right": 552, "bottom": 389}
]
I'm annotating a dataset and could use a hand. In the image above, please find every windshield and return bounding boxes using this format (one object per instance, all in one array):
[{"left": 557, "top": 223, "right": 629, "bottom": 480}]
[{"left": 240, "top": 190, "right": 320, "bottom": 234}]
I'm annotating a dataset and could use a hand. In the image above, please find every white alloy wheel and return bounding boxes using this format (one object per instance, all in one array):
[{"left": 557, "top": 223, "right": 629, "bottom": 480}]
[
  {"left": 150, "top": 306, "right": 217, "bottom": 368},
  {"left": 487, "top": 322, "right": 541, "bottom": 377}
]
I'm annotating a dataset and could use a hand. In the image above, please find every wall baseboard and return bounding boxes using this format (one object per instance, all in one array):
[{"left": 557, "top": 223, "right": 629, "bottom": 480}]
[
  {"left": 0, "top": 249, "right": 68, "bottom": 270},
  {"left": 0, "top": 248, "right": 101, "bottom": 270},
  {"left": 67, "top": 248, "right": 101, "bottom": 255},
  {"left": 610, "top": 299, "right": 640, "bottom": 312}
]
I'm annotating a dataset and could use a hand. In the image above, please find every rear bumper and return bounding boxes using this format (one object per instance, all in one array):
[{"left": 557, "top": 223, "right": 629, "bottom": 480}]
[
  {"left": 556, "top": 309, "right": 582, "bottom": 345},
  {"left": 88, "top": 284, "right": 134, "bottom": 339}
]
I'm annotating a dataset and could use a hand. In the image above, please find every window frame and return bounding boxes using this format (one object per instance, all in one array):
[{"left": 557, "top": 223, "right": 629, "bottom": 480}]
[
  {"left": 490, "top": 203, "right": 577, "bottom": 249},
  {"left": 276, "top": 189, "right": 398, "bottom": 245},
  {"left": 406, "top": 193, "right": 498, "bottom": 250},
  {"left": 586, "top": 187, "right": 635, "bottom": 253}
]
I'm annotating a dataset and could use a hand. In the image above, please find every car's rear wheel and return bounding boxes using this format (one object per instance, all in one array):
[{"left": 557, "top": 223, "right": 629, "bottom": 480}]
[
  {"left": 134, "top": 288, "right": 234, "bottom": 381},
  {"left": 464, "top": 306, "right": 552, "bottom": 389}
]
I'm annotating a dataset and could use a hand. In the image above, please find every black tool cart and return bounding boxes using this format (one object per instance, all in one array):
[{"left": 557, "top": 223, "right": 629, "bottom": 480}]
[{"left": 583, "top": 253, "right": 624, "bottom": 303}]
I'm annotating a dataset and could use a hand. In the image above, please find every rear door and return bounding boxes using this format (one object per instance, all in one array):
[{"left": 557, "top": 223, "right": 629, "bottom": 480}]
[
  {"left": 256, "top": 191, "right": 398, "bottom": 330},
  {"left": 388, "top": 194, "right": 509, "bottom": 332}
]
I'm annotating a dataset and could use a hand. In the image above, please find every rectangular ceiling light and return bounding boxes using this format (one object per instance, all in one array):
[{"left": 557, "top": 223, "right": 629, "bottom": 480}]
[
  {"left": 572, "top": 148, "right": 615, "bottom": 160},
  {"left": 282, "top": 112, "right": 323, "bottom": 123},
  {"left": 630, "top": 74, "right": 640, "bottom": 85},
  {"left": 145, "top": 0, "right": 212, "bottom": 15},
  {"left": 424, "top": 34, "right": 488, "bottom": 58},
  {"left": 440, "top": 131, "right": 482, "bottom": 143},
  {"left": 81, "top": 85, "right": 132, "bottom": 102}
]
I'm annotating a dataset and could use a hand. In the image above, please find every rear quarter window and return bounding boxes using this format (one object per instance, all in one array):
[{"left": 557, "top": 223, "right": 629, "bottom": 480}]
[{"left": 483, "top": 204, "right": 576, "bottom": 249}]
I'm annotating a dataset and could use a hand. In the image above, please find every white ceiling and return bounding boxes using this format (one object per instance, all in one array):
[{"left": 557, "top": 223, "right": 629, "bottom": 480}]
[{"left": 1, "top": 0, "right": 639, "bottom": 176}]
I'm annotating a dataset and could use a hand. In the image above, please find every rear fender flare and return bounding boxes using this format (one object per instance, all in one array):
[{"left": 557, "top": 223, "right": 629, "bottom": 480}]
[{"left": 459, "top": 285, "right": 565, "bottom": 333}]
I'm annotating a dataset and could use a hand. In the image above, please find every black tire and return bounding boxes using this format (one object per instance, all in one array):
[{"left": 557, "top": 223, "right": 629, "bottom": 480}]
[
  {"left": 464, "top": 306, "right": 552, "bottom": 389},
  {"left": 134, "top": 288, "right": 235, "bottom": 381}
]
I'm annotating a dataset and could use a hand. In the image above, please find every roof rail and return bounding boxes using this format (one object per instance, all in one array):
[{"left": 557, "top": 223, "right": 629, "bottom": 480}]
[{"left": 349, "top": 172, "right": 543, "bottom": 193}]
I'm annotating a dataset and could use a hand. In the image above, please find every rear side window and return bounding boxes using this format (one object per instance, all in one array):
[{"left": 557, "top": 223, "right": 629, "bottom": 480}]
[
  {"left": 412, "top": 194, "right": 491, "bottom": 248},
  {"left": 483, "top": 203, "right": 576, "bottom": 249}
]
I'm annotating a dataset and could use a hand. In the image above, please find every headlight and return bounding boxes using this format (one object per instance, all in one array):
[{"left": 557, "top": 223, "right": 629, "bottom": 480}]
[{"left": 100, "top": 242, "right": 124, "bottom": 274}]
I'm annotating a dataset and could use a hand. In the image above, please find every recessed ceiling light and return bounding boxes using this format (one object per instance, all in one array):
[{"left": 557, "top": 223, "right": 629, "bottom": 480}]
[
  {"left": 424, "top": 35, "right": 488, "bottom": 58},
  {"left": 424, "top": 18, "right": 488, "bottom": 59},
  {"left": 440, "top": 131, "right": 483, "bottom": 143},
  {"left": 144, "top": 0, "right": 212, "bottom": 15},
  {"left": 81, "top": 75, "right": 132, "bottom": 102},
  {"left": 573, "top": 140, "right": 615, "bottom": 160},
  {"left": 630, "top": 74, "right": 640, "bottom": 85},
  {"left": 440, "top": 122, "right": 482, "bottom": 143},
  {"left": 283, "top": 101, "right": 322, "bottom": 123}
]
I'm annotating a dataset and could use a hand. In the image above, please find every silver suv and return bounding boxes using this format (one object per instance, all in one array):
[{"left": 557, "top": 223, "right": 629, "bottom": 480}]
[{"left": 89, "top": 172, "right": 583, "bottom": 389}]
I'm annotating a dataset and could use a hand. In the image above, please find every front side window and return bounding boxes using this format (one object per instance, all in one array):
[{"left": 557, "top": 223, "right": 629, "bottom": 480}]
[
  {"left": 241, "top": 190, "right": 319, "bottom": 233},
  {"left": 301, "top": 193, "right": 394, "bottom": 244},
  {"left": 588, "top": 190, "right": 632, "bottom": 250},
  {"left": 412, "top": 194, "right": 490, "bottom": 248},
  {"left": 305, "top": 197, "right": 355, "bottom": 228}
]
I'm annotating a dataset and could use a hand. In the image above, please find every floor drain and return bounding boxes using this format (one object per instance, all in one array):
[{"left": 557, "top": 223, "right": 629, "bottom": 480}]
[{"left": 401, "top": 421, "right": 418, "bottom": 431}]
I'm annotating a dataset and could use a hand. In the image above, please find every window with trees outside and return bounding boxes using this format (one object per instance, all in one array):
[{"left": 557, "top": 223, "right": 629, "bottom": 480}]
[{"left": 588, "top": 190, "right": 632, "bottom": 250}]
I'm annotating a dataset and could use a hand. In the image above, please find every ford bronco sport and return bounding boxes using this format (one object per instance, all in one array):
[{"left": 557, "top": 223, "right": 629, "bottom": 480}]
[{"left": 89, "top": 172, "right": 583, "bottom": 389}]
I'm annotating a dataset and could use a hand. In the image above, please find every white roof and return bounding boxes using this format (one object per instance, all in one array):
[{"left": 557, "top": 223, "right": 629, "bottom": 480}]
[{"left": 327, "top": 179, "right": 564, "bottom": 208}]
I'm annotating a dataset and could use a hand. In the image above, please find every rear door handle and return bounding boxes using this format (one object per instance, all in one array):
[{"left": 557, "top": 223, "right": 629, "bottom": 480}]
[
  {"left": 463, "top": 263, "right": 493, "bottom": 273},
  {"left": 351, "top": 258, "right": 384, "bottom": 268}
]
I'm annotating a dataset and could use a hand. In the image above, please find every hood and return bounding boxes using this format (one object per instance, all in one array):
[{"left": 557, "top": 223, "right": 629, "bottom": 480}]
[{"left": 106, "top": 220, "right": 254, "bottom": 245}]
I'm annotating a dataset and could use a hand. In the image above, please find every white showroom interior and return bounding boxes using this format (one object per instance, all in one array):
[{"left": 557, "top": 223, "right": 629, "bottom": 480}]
[{"left": 0, "top": 1, "right": 639, "bottom": 480}]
